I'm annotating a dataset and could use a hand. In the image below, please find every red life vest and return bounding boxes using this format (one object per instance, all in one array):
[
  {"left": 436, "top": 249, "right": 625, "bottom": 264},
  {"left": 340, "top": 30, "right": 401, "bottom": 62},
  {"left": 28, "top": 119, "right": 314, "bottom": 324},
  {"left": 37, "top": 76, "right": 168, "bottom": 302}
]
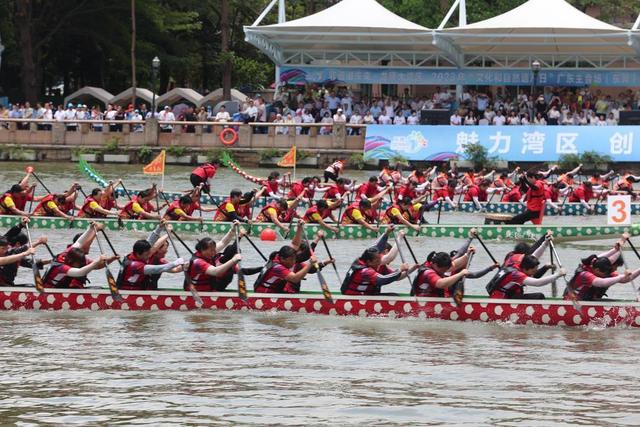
[
  {"left": 340, "top": 259, "right": 379, "bottom": 295},
  {"left": 0, "top": 193, "right": 17, "bottom": 214},
  {"left": 303, "top": 206, "right": 330, "bottom": 223},
  {"left": 287, "top": 182, "right": 306, "bottom": 199},
  {"left": 395, "top": 185, "right": 417, "bottom": 202},
  {"left": 412, "top": 263, "right": 446, "bottom": 297},
  {"left": 214, "top": 198, "right": 237, "bottom": 221},
  {"left": 33, "top": 194, "right": 59, "bottom": 216},
  {"left": 187, "top": 252, "right": 215, "bottom": 291},
  {"left": 263, "top": 180, "right": 279, "bottom": 195},
  {"left": 489, "top": 266, "right": 526, "bottom": 299},
  {"left": 382, "top": 204, "right": 405, "bottom": 224},
  {"left": 79, "top": 196, "right": 105, "bottom": 218},
  {"left": 42, "top": 261, "right": 76, "bottom": 288},
  {"left": 434, "top": 187, "right": 454, "bottom": 200},
  {"left": 192, "top": 164, "right": 217, "bottom": 180},
  {"left": 566, "top": 265, "right": 608, "bottom": 301},
  {"left": 502, "top": 187, "right": 522, "bottom": 202},
  {"left": 323, "top": 184, "right": 345, "bottom": 199},
  {"left": 342, "top": 202, "right": 374, "bottom": 224},
  {"left": 116, "top": 254, "right": 149, "bottom": 290},
  {"left": 464, "top": 185, "right": 488, "bottom": 202},
  {"left": 254, "top": 255, "right": 289, "bottom": 293},
  {"left": 568, "top": 185, "right": 594, "bottom": 203},
  {"left": 256, "top": 202, "right": 282, "bottom": 222},
  {"left": 119, "top": 196, "right": 152, "bottom": 219},
  {"left": 163, "top": 200, "right": 185, "bottom": 221},
  {"left": 357, "top": 183, "right": 379, "bottom": 200}
]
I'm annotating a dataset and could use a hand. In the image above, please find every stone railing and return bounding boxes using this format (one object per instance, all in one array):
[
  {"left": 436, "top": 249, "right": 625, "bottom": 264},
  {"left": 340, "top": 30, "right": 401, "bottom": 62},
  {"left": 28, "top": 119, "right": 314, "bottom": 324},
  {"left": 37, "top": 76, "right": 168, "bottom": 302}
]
[{"left": 0, "top": 118, "right": 366, "bottom": 151}]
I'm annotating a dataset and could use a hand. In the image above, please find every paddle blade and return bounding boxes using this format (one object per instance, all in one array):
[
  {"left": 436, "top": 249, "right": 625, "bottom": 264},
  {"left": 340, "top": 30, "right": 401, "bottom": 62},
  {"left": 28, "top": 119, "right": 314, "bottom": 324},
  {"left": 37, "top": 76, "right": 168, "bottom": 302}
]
[
  {"left": 452, "top": 282, "right": 464, "bottom": 307},
  {"left": 316, "top": 271, "right": 333, "bottom": 304},
  {"left": 105, "top": 268, "right": 123, "bottom": 302},
  {"left": 237, "top": 270, "right": 248, "bottom": 301},
  {"left": 184, "top": 272, "right": 203, "bottom": 308},
  {"left": 33, "top": 265, "right": 45, "bottom": 294}
]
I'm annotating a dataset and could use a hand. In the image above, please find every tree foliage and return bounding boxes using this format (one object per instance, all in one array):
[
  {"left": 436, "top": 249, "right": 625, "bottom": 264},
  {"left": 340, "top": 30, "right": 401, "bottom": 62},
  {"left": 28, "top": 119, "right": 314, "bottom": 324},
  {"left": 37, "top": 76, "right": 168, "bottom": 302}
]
[{"left": 0, "top": 0, "right": 638, "bottom": 102}]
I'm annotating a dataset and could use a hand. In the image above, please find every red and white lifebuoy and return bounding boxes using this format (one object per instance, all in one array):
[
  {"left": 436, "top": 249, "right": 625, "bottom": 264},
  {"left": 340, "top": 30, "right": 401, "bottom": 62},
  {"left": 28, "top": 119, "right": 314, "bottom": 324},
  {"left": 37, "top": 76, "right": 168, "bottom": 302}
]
[{"left": 219, "top": 128, "right": 238, "bottom": 146}]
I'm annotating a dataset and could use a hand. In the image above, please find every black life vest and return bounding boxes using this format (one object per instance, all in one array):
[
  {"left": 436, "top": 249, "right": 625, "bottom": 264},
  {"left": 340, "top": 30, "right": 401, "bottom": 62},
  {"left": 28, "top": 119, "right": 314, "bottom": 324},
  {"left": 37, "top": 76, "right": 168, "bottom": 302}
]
[{"left": 486, "top": 266, "right": 519, "bottom": 295}]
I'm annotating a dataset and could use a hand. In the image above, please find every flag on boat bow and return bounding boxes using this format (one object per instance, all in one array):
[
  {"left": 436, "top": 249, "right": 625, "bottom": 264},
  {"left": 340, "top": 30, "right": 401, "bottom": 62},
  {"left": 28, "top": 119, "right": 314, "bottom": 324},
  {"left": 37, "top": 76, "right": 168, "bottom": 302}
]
[
  {"left": 277, "top": 146, "right": 296, "bottom": 168},
  {"left": 143, "top": 150, "right": 166, "bottom": 175}
]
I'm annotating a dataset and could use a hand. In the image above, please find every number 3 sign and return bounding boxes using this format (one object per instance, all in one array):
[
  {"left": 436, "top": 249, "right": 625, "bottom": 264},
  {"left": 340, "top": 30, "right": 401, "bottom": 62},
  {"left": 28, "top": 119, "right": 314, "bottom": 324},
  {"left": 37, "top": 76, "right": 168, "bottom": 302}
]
[{"left": 607, "top": 195, "right": 631, "bottom": 225}]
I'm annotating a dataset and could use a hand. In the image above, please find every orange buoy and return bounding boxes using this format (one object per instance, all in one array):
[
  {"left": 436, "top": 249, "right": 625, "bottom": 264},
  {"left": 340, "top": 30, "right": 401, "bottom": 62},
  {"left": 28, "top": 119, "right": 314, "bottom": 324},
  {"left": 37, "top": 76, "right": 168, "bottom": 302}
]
[{"left": 260, "top": 228, "right": 277, "bottom": 241}]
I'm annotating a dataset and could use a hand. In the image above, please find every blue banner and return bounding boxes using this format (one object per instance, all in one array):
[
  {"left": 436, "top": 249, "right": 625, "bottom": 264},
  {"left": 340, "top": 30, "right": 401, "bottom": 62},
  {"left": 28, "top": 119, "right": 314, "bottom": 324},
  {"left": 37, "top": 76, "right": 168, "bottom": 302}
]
[
  {"left": 280, "top": 66, "right": 640, "bottom": 87},
  {"left": 364, "top": 125, "right": 637, "bottom": 162}
]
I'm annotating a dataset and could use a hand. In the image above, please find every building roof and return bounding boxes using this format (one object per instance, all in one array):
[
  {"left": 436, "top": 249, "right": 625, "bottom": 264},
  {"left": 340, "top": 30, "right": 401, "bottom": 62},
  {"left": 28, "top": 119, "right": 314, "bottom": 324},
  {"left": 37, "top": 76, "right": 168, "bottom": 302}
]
[
  {"left": 156, "top": 88, "right": 203, "bottom": 107},
  {"left": 64, "top": 87, "right": 114, "bottom": 108}
]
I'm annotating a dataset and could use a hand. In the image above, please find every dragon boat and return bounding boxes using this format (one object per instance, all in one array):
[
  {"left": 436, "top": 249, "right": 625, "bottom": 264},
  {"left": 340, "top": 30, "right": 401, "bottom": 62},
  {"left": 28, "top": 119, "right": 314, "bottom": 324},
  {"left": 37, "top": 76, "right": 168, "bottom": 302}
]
[
  {"left": 1, "top": 287, "right": 638, "bottom": 328},
  {"left": 78, "top": 159, "right": 637, "bottom": 216},
  {"left": 2, "top": 215, "right": 638, "bottom": 241}
]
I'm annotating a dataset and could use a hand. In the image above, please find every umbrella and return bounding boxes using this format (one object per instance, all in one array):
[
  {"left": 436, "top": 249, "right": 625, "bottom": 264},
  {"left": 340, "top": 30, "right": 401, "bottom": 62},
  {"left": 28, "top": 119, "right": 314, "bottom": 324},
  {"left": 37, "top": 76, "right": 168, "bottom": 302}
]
[{"left": 172, "top": 103, "right": 189, "bottom": 119}]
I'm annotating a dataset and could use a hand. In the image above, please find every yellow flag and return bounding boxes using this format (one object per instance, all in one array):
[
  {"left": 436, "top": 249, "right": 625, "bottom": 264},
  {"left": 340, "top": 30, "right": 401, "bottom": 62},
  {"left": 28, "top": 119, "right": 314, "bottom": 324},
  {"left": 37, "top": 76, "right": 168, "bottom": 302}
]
[
  {"left": 277, "top": 146, "right": 296, "bottom": 168},
  {"left": 143, "top": 150, "right": 166, "bottom": 175}
]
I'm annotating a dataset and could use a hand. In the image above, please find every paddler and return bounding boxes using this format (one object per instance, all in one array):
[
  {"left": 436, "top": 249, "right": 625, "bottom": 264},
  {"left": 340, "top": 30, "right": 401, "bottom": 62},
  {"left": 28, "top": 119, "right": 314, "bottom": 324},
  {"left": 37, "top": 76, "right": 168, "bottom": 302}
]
[
  {"left": 0, "top": 184, "right": 34, "bottom": 216},
  {"left": 118, "top": 188, "right": 161, "bottom": 220},
  {"left": 341, "top": 198, "right": 378, "bottom": 232},
  {"left": 380, "top": 197, "right": 421, "bottom": 232},
  {"left": 565, "top": 233, "right": 640, "bottom": 301},
  {"left": 433, "top": 179, "right": 458, "bottom": 209},
  {"left": 253, "top": 245, "right": 318, "bottom": 293},
  {"left": 0, "top": 221, "right": 50, "bottom": 286},
  {"left": 78, "top": 188, "right": 117, "bottom": 217},
  {"left": 558, "top": 164, "right": 582, "bottom": 187},
  {"left": 323, "top": 178, "right": 350, "bottom": 200},
  {"left": 341, "top": 238, "right": 419, "bottom": 296},
  {"left": 501, "top": 184, "right": 523, "bottom": 203},
  {"left": 163, "top": 195, "right": 204, "bottom": 222},
  {"left": 568, "top": 181, "right": 597, "bottom": 213},
  {"left": 463, "top": 179, "right": 495, "bottom": 210},
  {"left": 186, "top": 236, "right": 245, "bottom": 292},
  {"left": 507, "top": 171, "right": 545, "bottom": 224},
  {"left": 301, "top": 199, "right": 341, "bottom": 234},
  {"left": 255, "top": 199, "right": 292, "bottom": 234},
  {"left": 32, "top": 193, "right": 74, "bottom": 219},
  {"left": 356, "top": 176, "right": 385, "bottom": 201},
  {"left": 486, "top": 254, "right": 566, "bottom": 299},
  {"left": 411, "top": 251, "right": 471, "bottom": 297},
  {"left": 43, "top": 249, "right": 116, "bottom": 289},
  {"left": 117, "top": 239, "right": 186, "bottom": 290},
  {"left": 287, "top": 177, "right": 315, "bottom": 201},
  {"left": 190, "top": 161, "right": 220, "bottom": 194},
  {"left": 213, "top": 189, "right": 249, "bottom": 223}
]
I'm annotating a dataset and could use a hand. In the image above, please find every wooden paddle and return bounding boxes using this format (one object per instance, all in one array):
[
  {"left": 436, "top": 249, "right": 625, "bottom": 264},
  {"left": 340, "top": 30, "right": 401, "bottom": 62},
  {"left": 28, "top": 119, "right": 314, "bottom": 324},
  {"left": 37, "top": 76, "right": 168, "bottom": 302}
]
[
  {"left": 120, "top": 181, "right": 133, "bottom": 201},
  {"left": 93, "top": 226, "right": 123, "bottom": 302},
  {"left": 24, "top": 223, "right": 44, "bottom": 293},
  {"left": 550, "top": 248, "right": 558, "bottom": 298},
  {"left": 234, "top": 223, "right": 248, "bottom": 301},
  {"left": 166, "top": 227, "right": 203, "bottom": 308},
  {"left": 302, "top": 223, "right": 333, "bottom": 303},
  {"left": 452, "top": 252, "right": 473, "bottom": 307},
  {"left": 242, "top": 233, "right": 267, "bottom": 262},
  {"left": 549, "top": 240, "right": 581, "bottom": 310},
  {"left": 436, "top": 199, "right": 443, "bottom": 224},
  {"left": 392, "top": 232, "right": 414, "bottom": 290},
  {"left": 320, "top": 236, "right": 341, "bottom": 283},
  {"left": 473, "top": 232, "right": 498, "bottom": 265}
]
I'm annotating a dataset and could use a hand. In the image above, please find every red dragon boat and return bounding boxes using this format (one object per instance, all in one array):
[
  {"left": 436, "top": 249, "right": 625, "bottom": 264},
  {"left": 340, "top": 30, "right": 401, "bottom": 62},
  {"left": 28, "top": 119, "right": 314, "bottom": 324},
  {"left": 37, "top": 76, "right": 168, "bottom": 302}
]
[{"left": 1, "top": 287, "right": 638, "bottom": 328}]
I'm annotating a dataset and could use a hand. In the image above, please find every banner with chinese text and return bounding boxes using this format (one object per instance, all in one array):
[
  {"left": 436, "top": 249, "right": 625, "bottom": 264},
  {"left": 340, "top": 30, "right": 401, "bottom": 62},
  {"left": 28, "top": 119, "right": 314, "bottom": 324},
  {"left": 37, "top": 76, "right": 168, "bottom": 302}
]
[{"left": 364, "top": 125, "right": 635, "bottom": 162}]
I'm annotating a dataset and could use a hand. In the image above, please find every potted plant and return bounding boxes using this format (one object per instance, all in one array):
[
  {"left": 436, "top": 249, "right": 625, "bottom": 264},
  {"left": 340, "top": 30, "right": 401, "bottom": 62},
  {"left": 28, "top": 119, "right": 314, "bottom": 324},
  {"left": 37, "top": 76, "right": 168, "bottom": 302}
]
[
  {"left": 71, "top": 147, "right": 100, "bottom": 163},
  {"left": 102, "top": 137, "right": 130, "bottom": 163},
  {"left": 9, "top": 144, "right": 38, "bottom": 161},
  {"left": 166, "top": 146, "right": 193, "bottom": 164}
]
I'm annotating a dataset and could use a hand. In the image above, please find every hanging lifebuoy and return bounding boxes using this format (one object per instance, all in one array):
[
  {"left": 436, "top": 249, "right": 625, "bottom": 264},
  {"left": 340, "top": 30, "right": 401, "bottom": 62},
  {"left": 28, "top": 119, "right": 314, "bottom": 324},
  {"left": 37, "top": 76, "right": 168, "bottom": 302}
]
[{"left": 219, "top": 128, "right": 238, "bottom": 146}]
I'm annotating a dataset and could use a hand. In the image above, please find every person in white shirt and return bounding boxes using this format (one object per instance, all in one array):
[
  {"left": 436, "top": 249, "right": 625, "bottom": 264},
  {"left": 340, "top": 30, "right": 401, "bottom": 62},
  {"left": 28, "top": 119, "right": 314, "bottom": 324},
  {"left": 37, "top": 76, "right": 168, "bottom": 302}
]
[
  {"left": 319, "top": 112, "right": 333, "bottom": 135},
  {"left": 506, "top": 111, "right": 520, "bottom": 125},
  {"left": 378, "top": 112, "right": 392, "bottom": 125},
  {"left": 450, "top": 111, "right": 462, "bottom": 125},
  {"left": 363, "top": 111, "right": 376, "bottom": 125},
  {"left": 606, "top": 113, "right": 617, "bottom": 126},
  {"left": 325, "top": 91, "right": 340, "bottom": 114},
  {"left": 492, "top": 111, "right": 506, "bottom": 126},
  {"left": 243, "top": 100, "right": 258, "bottom": 122},
  {"left": 349, "top": 111, "right": 363, "bottom": 135},
  {"left": 301, "top": 109, "right": 314, "bottom": 135},
  {"left": 520, "top": 112, "right": 531, "bottom": 126},
  {"left": 463, "top": 111, "right": 476, "bottom": 125},
  {"left": 341, "top": 94, "right": 353, "bottom": 117},
  {"left": 274, "top": 113, "right": 286, "bottom": 135},
  {"left": 595, "top": 114, "right": 607, "bottom": 126},
  {"left": 214, "top": 106, "right": 231, "bottom": 122},
  {"left": 483, "top": 106, "right": 495, "bottom": 123},
  {"left": 90, "top": 106, "right": 103, "bottom": 132},
  {"left": 383, "top": 100, "right": 395, "bottom": 118},
  {"left": 407, "top": 111, "right": 420, "bottom": 125},
  {"left": 54, "top": 104, "right": 66, "bottom": 122},
  {"left": 547, "top": 106, "right": 561, "bottom": 125},
  {"left": 64, "top": 103, "right": 78, "bottom": 131},
  {"left": 562, "top": 112, "right": 575, "bottom": 126},
  {"left": 333, "top": 108, "right": 346, "bottom": 124},
  {"left": 130, "top": 110, "right": 144, "bottom": 132},
  {"left": 158, "top": 106, "right": 175, "bottom": 132},
  {"left": 577, "top": 111, "right": 588, "bottom": 126}
]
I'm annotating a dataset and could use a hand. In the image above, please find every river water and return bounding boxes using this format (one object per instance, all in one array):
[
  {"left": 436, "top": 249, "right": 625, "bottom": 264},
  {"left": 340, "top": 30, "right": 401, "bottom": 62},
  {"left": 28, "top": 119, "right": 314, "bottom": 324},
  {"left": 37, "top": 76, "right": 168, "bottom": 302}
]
[{"left": 0, "top": 162, "right": 638, "bottom": 425}]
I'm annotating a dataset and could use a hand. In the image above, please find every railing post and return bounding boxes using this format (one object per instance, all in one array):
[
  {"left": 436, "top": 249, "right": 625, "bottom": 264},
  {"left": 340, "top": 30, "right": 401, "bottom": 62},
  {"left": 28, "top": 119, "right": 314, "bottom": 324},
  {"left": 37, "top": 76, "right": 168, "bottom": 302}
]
[
  {"left": 332, "top": 123, "right": 346, "bottom": 149},
  {"left": 145, "top": 118, "right": 159, "bottom": 146}
]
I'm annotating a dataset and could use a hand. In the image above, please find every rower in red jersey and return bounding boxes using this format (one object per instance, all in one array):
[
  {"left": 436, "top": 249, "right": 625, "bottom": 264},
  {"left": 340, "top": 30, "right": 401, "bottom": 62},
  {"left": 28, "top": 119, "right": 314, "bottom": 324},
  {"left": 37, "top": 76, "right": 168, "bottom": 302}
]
[
  {"left": 255, "top": 199, "right": 291, "bottom": 234},
  {"left": 508, "top": 172, "right": 546, "bottom": 224},
  {"left": 213, "top": 189, "right": 249, "bottom": 223},
  {"left": 78, "top": 188, "right": 117, "bottom": 218},
  {"left": 32, "top": 194, "right": 74, "bottom": 219},
  {"left": 341, "top": 198, "right": 378, "bottom": 232},
  {"left": 254, "top": 246, "right": 317, "bottom": 293},
  {"left": 117, "top": 239, "right": 185, "bottom": 290},
  {"left": 323, "top": 178, "right": 349, "bottom": 200},
  {"left": 487, "top": 255, "right": 565, "bottom": 300},
  {"left": 261, "top": 171, "right": 289, "bottom": 199},
  {"left": 543, "top": 182, "right": 564, "bottom": 214},
  {"left": 190, "top": 161, "right": 220, "bottom": 194},
  {"left": 565, "top": 234, "right": 640, "bottom": 301},
  {"left": 394, "top": 180, "right": 417, "bottom": 203},
  {"left": 0, "top": 184, "right": 33, "bottom": 216},
  {"left": 302, "top": 199, "right": 341, "bottom": 233},
  {"left": 287, "top": 177, "right": 314, "bottom": 200},
  {"left": 463, "top": 179, "right": 492, "bottom": 210},
  {"left": 186, "top": 237, "right": 243, "bottom": 292},
  {"left": 433, "top": 179, "right": 458, "bottom": 209},
  {"left": 568, "top": 181, "right": 597, "bottom": 213},
  {"left": 380, "top": 197, "right": 421, "bottom": 232},
  {"left": 558, "top": 164, "right": 582, "bottom": 187},
  {"left": 43, "top": 248, "right": 113, "bottom": 289},
  {"left": 501, "top": 185, "right": 522, "bottom": 203},
  {"left": 163, "top": 195, "right": 203, "bottom": 222},
  {"left": 356, "top": 176, "right": 384, "bottom": 200},
  {"left": 411, "top": 251, "right": 470, "bottom": 297},
  {"left": 119, "top": 189, "right": 160, "bottom": 220}
]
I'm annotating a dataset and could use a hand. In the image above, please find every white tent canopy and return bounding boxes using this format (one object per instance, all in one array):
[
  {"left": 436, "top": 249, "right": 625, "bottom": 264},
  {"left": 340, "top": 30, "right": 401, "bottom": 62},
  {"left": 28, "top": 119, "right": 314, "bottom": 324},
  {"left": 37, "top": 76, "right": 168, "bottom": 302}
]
[
  {"left": 199, "top": 88, "right": 248, "bottom": 107},
  {"left": 156, "top": 88, "right": 203, "bottom": 107},
  {"left": 245, "top": 0, "right": 460, "bottom": 67},
  {"left": 442, "top": 0, "right": 634, "bottom": 63},
  {"left": 109, "top": 88, "right": 156, "bottom": 107},
  {"left": 64, "top": 86, "right": 113, "bottom": 108}
]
